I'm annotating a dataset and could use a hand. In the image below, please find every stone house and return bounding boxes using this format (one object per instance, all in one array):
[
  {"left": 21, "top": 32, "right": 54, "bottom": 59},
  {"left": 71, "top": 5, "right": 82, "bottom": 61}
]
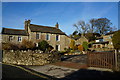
[
  {"left": 2, "top": 20, "right": 72, "bottom": 51},
  {"left": 92, "top": 32, "right": 115, "bottom": 49},
  {"left": 2, "top": 28, "right": 29, "bottom": 44},
  {"left": 75, "top": 35, "right": 88, "bottom": 45}
]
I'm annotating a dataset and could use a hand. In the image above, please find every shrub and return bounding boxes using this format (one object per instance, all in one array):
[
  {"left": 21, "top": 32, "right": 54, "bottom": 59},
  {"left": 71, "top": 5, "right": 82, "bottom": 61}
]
[
  {"left": 70, "top": 39, "right": 75, "bottom": 50},
  {"left": 21, "top": 39, "right": 35, "bottom": 50},
  {"left": 38, "top": 40, "right": 53, "bottom": 53},
  {"left": 78, "top": 45, "right": 83, "bottom": 51},
  {"left": 2, "top": 42, "right": 19, "bottom": 50},
  {"left": 112, "top": 30, "right": 120, "bottom": 51},
  {"left": 82, "top": 41, "right": 88, "bottom": 51}
]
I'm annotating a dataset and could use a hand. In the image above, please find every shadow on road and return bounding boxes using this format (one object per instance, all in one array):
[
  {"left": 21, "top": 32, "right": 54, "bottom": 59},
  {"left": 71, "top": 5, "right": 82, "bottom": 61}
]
[{"left": 59, "top": 69, "right": 120, "bottom": 80}]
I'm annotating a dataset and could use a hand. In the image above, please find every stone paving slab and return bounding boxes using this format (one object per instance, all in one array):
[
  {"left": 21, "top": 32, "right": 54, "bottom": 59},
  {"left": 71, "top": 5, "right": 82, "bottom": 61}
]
[{"left": 27, "top": 64, "right": 78, "bottom": 78}]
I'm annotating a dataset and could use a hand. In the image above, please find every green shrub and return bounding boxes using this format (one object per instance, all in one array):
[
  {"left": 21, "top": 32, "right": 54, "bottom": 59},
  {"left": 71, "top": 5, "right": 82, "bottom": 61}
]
[
  {"left": 82, "top": 41, "right": 88, "bottom": 51},
  {"left": 38, "top": 40, "right": 53, "bottom": 53}
]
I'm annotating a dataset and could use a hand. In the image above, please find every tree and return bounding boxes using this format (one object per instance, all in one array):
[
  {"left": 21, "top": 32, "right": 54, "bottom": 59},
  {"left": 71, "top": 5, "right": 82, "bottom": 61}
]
[
  {"left": 88, "top": 18, "right": 97, "bottom": 33},
  {"left": 112, "top": 30, "right": 120, "bottom": 51},
  {"left": 70, "top": 39, "right": 75, "bottom": 50},
  {"left": 93, "top": 18, "right": 113, "bottom": 35},
  {"left": 73, "top": 20, "right": 89, "bottom": 35},
  {"left": 82, "top": 42, "right": 88, "bottom": 51}
]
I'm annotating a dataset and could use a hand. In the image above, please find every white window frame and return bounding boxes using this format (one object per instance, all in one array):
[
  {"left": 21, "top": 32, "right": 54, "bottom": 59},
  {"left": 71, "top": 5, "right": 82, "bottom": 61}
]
[
  {"left": 36, "top": 33, "right": 39, "bottom": 39},
  {"left": 56, "top": 45, "right": 60, "bottom": 51},
  {"left": 58, "top": 45, "right": 60, "bottom": 51},
  {"left": 46, "top": 33, "right": 50, "bottom": 41},
  {"left": 8, "top": 36, "right": 13, "bottom": 41},
  {"left": 18, "top": 36, "right": 22, "bottom": 42},
  {"left": 56, "top": 35, "right": 60, "bottom": 41}
]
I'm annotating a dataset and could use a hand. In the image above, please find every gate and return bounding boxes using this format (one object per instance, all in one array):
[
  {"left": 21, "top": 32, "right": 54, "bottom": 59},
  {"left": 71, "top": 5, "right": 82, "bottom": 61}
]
[{"left": 87, "top": 52, "right": 117, "bottom": 70}]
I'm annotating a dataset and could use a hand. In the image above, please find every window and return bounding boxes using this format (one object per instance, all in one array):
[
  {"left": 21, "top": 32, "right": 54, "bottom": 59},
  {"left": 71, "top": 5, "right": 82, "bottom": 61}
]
[
  {"left": 8, "top": 36, "right": 13, "bottom": 41},
  {"left": 36, "top": 34, "right": 39, "bottom": 39},
  {"left": 94, "top": 45, "right": 96, "bottom": 48},
  {"left": 109, "top": 36, "right": 112, "bottom": 39},
  {"left": 56, "top": 45, "right": 60, "bottom": 51},
  {"left": 56, "top": 35, "right": 59, "bottom": 41},
  {"left": 98, "top": 45, "right": 101, "bottom": 48},
  {"left": 46, "top": 34, "right": 50, "bottom": 40},
  {"left": 18, "top": 36, "right": 22, "bottom": 42},
  {"left": 110, "top": 42, "right": 113, "bottom": 45}
]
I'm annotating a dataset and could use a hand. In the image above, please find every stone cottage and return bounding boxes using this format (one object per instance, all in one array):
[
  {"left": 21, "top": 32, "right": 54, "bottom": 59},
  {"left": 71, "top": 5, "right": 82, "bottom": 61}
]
[
  {"left": 2, "top": 20, "right": 72, "bottom": 51},
  {"left": 92, "top": 32, "right": 115, "bottom": 49}
]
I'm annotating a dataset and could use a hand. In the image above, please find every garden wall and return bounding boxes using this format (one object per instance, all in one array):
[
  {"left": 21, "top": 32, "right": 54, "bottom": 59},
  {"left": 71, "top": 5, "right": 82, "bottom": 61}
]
[{"left": 2, "top": 50, "right": 61, "bottom": 65}]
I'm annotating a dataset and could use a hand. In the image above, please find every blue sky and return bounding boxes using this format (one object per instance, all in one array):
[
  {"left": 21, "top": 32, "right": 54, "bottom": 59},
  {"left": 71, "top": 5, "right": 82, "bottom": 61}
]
[{"left": 2, "top": 2, "right": 118, "bottom": 35}]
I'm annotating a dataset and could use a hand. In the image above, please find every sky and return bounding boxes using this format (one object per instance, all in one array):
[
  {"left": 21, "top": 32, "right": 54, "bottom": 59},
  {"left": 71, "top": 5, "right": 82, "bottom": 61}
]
[{"left": 2, "top": 2, "right": 118, "bottom": 35}]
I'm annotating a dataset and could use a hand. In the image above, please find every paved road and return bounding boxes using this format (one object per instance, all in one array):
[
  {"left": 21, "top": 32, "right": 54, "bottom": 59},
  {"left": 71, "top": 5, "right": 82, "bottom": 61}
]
[
  {"left": 62, "top": 54, "right": 87, "bottom": 64},
  {"left": 2, "top": 64, "right": 55, "bottom": 80}
]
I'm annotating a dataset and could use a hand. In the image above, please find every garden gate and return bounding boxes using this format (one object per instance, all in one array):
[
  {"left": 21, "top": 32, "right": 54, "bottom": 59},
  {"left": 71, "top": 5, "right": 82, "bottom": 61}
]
[{"left": 87, "top": 52, "right": 117, "bottom": 70}]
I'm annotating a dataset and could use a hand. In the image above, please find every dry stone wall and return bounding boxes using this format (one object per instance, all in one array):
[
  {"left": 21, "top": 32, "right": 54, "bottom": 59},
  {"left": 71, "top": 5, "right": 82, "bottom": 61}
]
[{"left": 3, "top": 50, "right": 61, "bottom": 65}]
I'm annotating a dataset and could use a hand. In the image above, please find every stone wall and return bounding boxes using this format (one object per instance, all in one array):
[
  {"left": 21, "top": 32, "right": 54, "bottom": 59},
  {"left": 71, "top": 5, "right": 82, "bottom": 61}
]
[{"left": 3, "top": 50, "right": 61, "bottom": 65}]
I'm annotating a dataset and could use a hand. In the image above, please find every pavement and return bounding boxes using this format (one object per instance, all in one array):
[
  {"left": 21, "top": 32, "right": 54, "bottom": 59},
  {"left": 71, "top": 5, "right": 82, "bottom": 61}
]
[
  {"left": 27, "top": 64, "right": 78, "bottom": 78},
  {"left": 26, "top": 55, "right": 88, "bottom": 78},
  {"left": 26, "top": 54, "right": 112, "bottom": 79}
]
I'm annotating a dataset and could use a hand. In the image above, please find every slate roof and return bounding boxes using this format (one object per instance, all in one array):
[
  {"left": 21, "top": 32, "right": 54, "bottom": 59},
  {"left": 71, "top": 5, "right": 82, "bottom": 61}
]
[
  {"left": 2, "top": 28, "right": 28, "bottom": 36},
  {"left": 29, "top": 24, "right": 66, "bottom": 35}
]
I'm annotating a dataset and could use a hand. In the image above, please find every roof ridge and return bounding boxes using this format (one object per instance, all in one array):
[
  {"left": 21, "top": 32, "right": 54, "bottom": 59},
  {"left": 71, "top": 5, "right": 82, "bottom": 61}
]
[
  {"left": 30, "top": 24, "right": 59, "bottom": 29},
  {"left": 3, "top": 27, "right": 25, "bottom": 31}
]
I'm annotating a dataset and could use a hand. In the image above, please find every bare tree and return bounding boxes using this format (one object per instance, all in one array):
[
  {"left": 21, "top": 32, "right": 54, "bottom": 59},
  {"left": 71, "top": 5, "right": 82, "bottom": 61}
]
[
  {"left": 88, "top": 18, "right": 97, "bottom": 33},
  {"left": 73, "top": 20, "right": 89, "bottom": 35}
]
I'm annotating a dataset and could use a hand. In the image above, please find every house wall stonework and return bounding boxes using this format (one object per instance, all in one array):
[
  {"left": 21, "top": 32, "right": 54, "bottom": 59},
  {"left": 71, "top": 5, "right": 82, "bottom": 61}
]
[
  {"left": 27, "top": 30, "right": 71, "bottom": 51},
  {"left": 2, "top": 34, "right": 28, "bottom": 44},
  {"left": 76, "top": 36, "right": 88, "bottom": 45},
  {"left": 103, "top": 34, "right": 114, "bottom": 48}
]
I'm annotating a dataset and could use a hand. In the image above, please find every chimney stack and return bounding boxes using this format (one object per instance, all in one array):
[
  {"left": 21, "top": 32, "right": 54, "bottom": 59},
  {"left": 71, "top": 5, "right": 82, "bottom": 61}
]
[
  {"left": 55, "top": 22, "right": 59, "bottom": 29},
  {"left": 24, "top": 19, "right": 31, "bottom": 31}
]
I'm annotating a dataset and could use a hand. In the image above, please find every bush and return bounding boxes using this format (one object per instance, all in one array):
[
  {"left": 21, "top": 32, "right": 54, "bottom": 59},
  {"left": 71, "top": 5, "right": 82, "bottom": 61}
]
[
  {"left": 21, "top": 39, "right": 35, "bottom": 50},
  {"left": 82, "top": 41, "right": 88, "bottom": 51},
  {"left": 38, "top": 40, "right": 53, "bottom": 53},
  {"left": 70, "top": 39, "right": 75, "bottom": 50},
  {"left": 112, "top": 30, "right": 120, "bottom": 51},
  {"left": 2, "top": 42, "right": 19, "bottom": 50},
  {"left": 78, "top": 45, "right": 83, "bottom": 51}
]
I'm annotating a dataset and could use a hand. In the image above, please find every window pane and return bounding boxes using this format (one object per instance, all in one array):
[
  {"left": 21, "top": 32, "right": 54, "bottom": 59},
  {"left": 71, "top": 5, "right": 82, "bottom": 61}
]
[
  {"left": 46, "top": 34, "right": 49, "bottom": 40},
  {"left": 18, "top": 36, "right": 22, "bottom": 42},
  {"left": 56, "top": 35, "right": 59, "bottom": 41},
  {"left": 56, "top": 45, "right": 58, "bottom": 50},
  {"left": 9, "top": 36, "right": 12, "bottom": 41},
  {"left": 36, "top": 34, "right": 39, "bottom": 39}
]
